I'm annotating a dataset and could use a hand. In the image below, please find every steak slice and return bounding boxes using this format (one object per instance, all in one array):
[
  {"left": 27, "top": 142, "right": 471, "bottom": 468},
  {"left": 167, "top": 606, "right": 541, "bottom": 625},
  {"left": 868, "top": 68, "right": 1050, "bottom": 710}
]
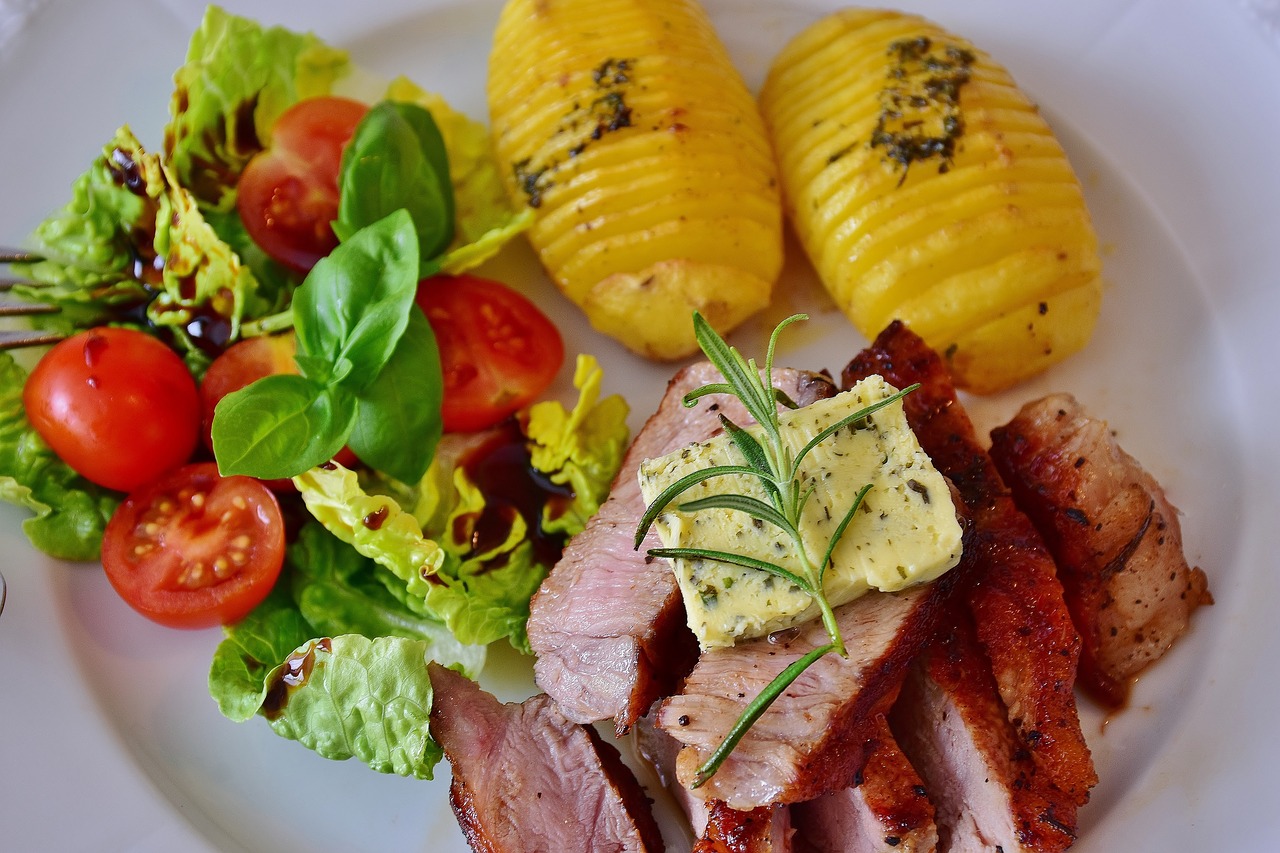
[
  {"left": 791, "top": 716, "right": 938, "bottom": 853},
  {"left": 989, "top": 393, "right": 1212, "bottom": 708},
  {"left": 842, "top": 322, "right": 1096, "bottom": 806},
  {"left": 636, "top": 715, "right": 792, "bottom": 853},
  {"left": 529, "top": 363, "right": 835, "bottom": 733},
  {"left": 890, "top": 611, "right": 1078, "bottom": 853},
  {"left": 428, "top": 664, "right": 665, "bottom": 853},
  {"left": 657, "top": 581, "right": 946, "bottom": 809}
]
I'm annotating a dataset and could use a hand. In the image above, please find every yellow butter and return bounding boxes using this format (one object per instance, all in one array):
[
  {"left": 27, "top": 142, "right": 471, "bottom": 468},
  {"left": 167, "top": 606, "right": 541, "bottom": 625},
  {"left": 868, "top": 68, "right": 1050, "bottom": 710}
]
[{"left": 638, "top": 375, "right": 962, "bottom": 649}]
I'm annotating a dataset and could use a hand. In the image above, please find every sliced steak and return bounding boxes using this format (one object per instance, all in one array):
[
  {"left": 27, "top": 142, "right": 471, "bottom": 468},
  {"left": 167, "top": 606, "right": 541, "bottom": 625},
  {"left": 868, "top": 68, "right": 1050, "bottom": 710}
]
[
  {"left": 791, "top": 716, "right": 938, "bottom": 853},
  {"left": 637, "top": 714, "right": 792, "bottom": 853},
  {"left": 657, "top": 581, "right": 946, "bottom": 809},
  {"left": 890, "top": 612, "right": 1078, "bottom": 853},
  {"left": 842, "top": 322, "right": 1096, "bottom": 807},
  {"left": 989, "top": 393, "right": 1212, "bottom": 708},
  {"left": 529, "top": 363, "right": 835, "bottom": 733},
  {"left": 428, "top": 663, "right": 665, "bottom": 853}
]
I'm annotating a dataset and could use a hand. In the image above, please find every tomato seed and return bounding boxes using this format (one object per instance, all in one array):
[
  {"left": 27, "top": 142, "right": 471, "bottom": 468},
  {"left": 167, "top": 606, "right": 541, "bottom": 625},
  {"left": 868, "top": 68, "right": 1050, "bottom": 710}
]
[
  {"left": 232, "top": 496, "right": 248, "bottom": 511},
  {"left": 231, "top": 535, "right": 252, "bottom": 549}
]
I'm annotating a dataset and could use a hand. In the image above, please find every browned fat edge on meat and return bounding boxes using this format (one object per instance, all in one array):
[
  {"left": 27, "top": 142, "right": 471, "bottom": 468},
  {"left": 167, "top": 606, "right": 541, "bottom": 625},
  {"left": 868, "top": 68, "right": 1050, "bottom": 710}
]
[
  {"left": 842, "top": 321, "right": 1097, "bottom": 807},
  {"left": 695, "top": 800, "right": 793, "bottom": 853},
  {"left": 427, "top": 663, "right": 665, "bottom": 853},
  {"left": 528, "top": 363, "right": 836, "bottom": 734},
  {"left": 658, "top": 578, "right": 948, "bottom": 810},
  {"left": 989, "top": 393, "right": 1213, "bottom": 709},
  {"left": 791, "top": 715, "right": 938, "bottom": 853},
  {"left": 891, "top": 606, "right": 1078, "bottom": 853}
]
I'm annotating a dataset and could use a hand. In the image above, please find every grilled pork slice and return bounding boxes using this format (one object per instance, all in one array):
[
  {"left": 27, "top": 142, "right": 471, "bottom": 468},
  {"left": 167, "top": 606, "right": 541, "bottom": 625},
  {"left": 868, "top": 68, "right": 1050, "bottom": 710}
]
[
  {"left": 890, "top": 614, "right": 1080, "bottom": 845},
  {"left": 658, "top": 581, "right": 945, "bottom": 810},
  {"left": 637, "top": 715, "right": 793, "bottom": 853},
  {"left": 989, "top": 393, "right": 1212, "bottom": 708},
  {"left": 528, "top": 363, "right": 835, "bottom": 733},
  {"left": 842, "top": 322, "right": 1096, "bottom": 806},
  {"left": 891, "top": 614, "right": 1078, "bottom": 853},
  {"left": 791, "top": 716, "right": 938, "bottom": 853},
  {"left": 428, "top": 664, "right": 665, "bottom": 853}
]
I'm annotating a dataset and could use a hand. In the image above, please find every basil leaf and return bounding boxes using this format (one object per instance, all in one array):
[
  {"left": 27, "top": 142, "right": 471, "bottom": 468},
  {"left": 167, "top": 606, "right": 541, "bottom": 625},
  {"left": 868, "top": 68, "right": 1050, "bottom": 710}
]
[
  {"left": 212, "top": 373, "right": 356, "bottom": 479},
  {"left": 347, "top": 306, "right": 443, "bottom": 483},
  {"left": 334, "top": 101, "right": 455, "bottom": 275},
  {"left": 292, "top": 210, "right": 419, "bottom": 390}
]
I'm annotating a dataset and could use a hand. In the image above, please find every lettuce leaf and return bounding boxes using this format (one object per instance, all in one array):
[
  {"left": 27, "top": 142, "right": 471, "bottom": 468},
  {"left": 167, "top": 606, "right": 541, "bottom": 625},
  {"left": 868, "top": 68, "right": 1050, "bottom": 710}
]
[
  {"left": 11, "top": 127, "right": 281, "bottom": 373},
  {"left": 525, "top": 354, "right": 631, "bottom": 535},
  {"left": 165, "top": 4, "right": 351, "bottom": 211},
  {"left": 292, "top": 355, "right": 629, "bottom": 653},
  {"left": 292, "top": 462, "right": 445, "bottom": 595},
  {"left": 260, "top": 634, "right": 444, "bottom": 779},
  {"left": 209, "top": 522, "right": 484, "bottom": 778},
  {"left": 0, "top": 353, "right": 117, "bottom": 561}
]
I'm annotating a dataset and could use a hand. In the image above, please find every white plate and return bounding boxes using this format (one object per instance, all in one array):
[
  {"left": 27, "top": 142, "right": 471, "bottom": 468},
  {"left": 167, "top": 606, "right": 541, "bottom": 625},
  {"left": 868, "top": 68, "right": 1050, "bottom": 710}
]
[{"left": 1, "top": 0, "right": 1277, "bottom": 850}]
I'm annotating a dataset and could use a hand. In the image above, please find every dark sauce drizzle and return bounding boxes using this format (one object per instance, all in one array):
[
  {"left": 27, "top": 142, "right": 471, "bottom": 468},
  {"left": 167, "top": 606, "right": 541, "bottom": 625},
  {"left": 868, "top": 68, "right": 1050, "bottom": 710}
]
[
  {"left": 96, "top": 144, "right": 239, "bottom": 357},
  {"left": 261, "top": 637, "right": 333, "bottom": 719},
  {"left": 452, "top": 418, "right": 576, "bottom": 570}
]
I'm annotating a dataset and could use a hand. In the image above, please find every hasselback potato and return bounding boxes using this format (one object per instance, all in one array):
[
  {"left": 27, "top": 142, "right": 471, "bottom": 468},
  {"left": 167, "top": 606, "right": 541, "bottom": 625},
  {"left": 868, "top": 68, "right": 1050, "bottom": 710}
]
[
  {"left": 488, "top": 0, "right": 783, "bottom": 360},
  {"left": 760, "top": 9, "right": 1102, "bottom": 393}
]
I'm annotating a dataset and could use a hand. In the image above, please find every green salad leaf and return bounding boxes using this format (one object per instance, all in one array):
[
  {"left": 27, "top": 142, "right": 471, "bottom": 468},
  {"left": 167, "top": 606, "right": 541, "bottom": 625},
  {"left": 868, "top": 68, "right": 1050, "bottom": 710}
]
[
  {"left": 10, "top": 127, "right": 279, "bottom": 373},
  {"left": 209, "top": 522, "right": 484, "bottom": 777},
  {"left": 165, "top": 4, "right": 351, "bottom": 211},
  {"left": 259, "top": 634, "right": 444, "bottom": 779}
]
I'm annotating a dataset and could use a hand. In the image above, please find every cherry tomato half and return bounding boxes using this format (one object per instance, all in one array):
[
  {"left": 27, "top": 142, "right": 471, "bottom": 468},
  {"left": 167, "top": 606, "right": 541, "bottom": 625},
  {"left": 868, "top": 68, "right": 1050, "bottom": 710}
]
[
  {"left": 199, "top": 333, "right": 357, "bottom": 488},
  {"left": 415, "top": 274, "right": 564, "bottom": 433},
  {"left": 23, "top": 327, "right": 200, "bottom": 492},
  {"left": 236, "top": 96, "right": 369, "bottom": 272},
  {"left": 102, "top": 463, "right": 285, "bottom": 629}
]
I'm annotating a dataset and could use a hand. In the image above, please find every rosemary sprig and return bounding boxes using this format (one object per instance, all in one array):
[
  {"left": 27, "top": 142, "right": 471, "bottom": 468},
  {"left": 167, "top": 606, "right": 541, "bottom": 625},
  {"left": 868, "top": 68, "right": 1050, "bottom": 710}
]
[{"left": 635, "top": 311, "right": 917, "bottom": 787}]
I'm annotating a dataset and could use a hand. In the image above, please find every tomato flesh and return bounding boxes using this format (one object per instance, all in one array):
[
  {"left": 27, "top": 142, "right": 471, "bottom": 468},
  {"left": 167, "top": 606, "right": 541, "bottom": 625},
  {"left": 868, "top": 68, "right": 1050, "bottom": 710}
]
[
  {"left": 23, "top": 327, "right": 200, "bottom": 492},
  {"left": 415, "top": 274, "right": 564, "bottom": 433},
  {"left": 236, "top": 96, "right": 368, "bottom": 272},
  {"left": 102, "top": 463, "right": 285, "bottom": 629}
]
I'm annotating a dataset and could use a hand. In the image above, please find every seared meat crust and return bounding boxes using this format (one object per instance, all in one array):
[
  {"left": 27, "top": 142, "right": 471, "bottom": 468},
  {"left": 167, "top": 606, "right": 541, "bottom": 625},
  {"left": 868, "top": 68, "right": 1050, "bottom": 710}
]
[
  {"left": 842, "top": 322, "right": 1096, "bottom": 806},
  {"left": 989, "top": 393, "right": 1212, "bottom": 707}
]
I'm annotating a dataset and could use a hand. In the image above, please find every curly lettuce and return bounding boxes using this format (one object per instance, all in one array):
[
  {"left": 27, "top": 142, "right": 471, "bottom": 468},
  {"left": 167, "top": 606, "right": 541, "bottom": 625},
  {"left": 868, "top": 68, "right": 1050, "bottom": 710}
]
[
  {"left": 209, "top": 522, "right": 484, "bottom": 778},
  {"left": 11, "top": 127, "right": 283, "bottom": 372},
  {"left": 290, "top": 356, "right": 628, "bottom": 653},
  {"left": 165, "top": 4, "right": 351, "bottom": 211}
]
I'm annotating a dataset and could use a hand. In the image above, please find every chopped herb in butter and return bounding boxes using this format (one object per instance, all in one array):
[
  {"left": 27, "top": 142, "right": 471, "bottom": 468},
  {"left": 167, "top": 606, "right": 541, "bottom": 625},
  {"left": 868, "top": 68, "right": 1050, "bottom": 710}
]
[{"left": 639, "top": 374, "right": 962, "bottom": 649}]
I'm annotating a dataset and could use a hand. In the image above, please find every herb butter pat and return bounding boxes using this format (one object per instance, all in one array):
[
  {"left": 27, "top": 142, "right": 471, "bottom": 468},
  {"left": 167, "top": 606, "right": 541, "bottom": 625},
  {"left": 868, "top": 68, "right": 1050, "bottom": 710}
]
[{"left": 639, "top": 375, "right": 963, "bottom": 649}]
